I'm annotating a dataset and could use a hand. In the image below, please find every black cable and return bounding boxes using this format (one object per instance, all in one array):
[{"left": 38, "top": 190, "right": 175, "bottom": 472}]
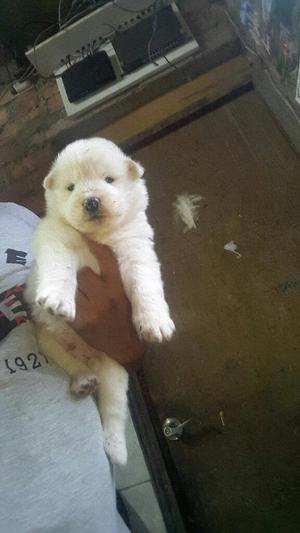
[
  {"left": 15, "top": 65, "right": 35, "bottom": 83},
  {"left": 146, "top": 1, "right": 178, "bottom": 70},
  {"left": 32, "top": 20, "right": 116, "bottom": 78},
  {"left": 4, "top": 63, "right": 13, "bottom": 83},
  {"left": 58, "top": 0, "right": 63, "bottom": 29},
  {"left": 0, "top": 63, "right": 36, "bottom": 104},
  {"left": 60, "top": 3, "right": 99, "bottom": 29},
  {"left": 147, "top": 0, "right": 161, "bottom": 66},
  {"left": 60, "top": 0, "right": 75, "bottom": 28},
  {"left": 32, "top": 23, "right": 62, "bottom": 79},
  {"left": 33, "top": 15, "right": 117, "bottom": 79},
  {"left": 18, "top": 19, "right": 56, "bottom": 32},
  {"left": 163, "top": 54, "right": 178, "bottom": 71},
  {"left": 27, "top": 0, "right": 162, "bottom": 82}
]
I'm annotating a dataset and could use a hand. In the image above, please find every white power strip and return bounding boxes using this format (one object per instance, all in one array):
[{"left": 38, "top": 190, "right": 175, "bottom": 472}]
[
  {"left": 26, "top": 0, "right": 172, "bottom": 77},
  {"left": 26, "top": 1, "right": 199, "bottom": 117},
  {"left": 56, "top": 40, "right": 199, "bottom": 116}
]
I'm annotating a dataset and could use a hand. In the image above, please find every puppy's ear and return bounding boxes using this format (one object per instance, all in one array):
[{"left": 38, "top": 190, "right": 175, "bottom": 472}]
[
  {"left": 126, "top": 157, "right": 144, "bottom": 180},
  {"left": 43, "top": 172, "right": 54, "bottom": 190}
]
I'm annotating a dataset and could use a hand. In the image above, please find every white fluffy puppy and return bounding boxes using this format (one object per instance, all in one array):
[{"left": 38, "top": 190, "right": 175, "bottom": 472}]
[{"left": 25, "top": 138, "right": 175, "bottom": 465}]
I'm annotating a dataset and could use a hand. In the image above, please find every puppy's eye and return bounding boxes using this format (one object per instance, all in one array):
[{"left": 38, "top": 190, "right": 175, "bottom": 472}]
[
  {"left": 105, "top": 176, "right": 114, "bottom": 184},
  {"left": 67, "top": 184, "right": 75, "bottom": 192}
]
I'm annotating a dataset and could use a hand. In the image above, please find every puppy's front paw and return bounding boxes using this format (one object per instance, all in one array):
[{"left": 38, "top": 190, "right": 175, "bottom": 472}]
[
  {"left": 70, "top": 372, "right": 99, "bottom": 397},
  {"left": 36, "top": 289, "right": 76, "bottom": 321},
  {"left": 104, "top": 429, "right": 127, "bottom": 466},
  {"left": 134, "top": 309, "right": 175, "bottom": 343}
]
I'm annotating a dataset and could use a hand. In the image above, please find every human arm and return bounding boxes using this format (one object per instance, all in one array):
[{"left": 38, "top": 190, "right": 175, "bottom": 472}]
[{"left": 72, "top": 242, "right": 146, "bottom": 365}]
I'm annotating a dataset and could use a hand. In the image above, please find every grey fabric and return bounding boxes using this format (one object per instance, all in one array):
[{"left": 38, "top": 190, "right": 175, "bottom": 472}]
[{"left": 0, "top": 203, "right": 129, "bottom": 533}]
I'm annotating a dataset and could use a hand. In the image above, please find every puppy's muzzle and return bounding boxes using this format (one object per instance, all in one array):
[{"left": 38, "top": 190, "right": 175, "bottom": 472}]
[{"left": 83, "top": 197, "right": 101, "bottom": 218}]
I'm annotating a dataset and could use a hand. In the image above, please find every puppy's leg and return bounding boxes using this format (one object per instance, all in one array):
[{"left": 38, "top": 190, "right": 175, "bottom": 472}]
[
  {"left": 114, "top": 237, "right": 175, "bottom": 343},
  {"left": 32, "top": 228, "right": 100, "bottom": 322},
  {"left": 36, "top": 326, "right": 98, "bottom": 397},
  {"left": 88, "top": 356, "right": 128, "bottom": 466},
  {"left": 34, "top": 242, "right": 78, "bottom": 321},
  {"left": 42, "top": 322, "right": 129, "bottom": 464}
]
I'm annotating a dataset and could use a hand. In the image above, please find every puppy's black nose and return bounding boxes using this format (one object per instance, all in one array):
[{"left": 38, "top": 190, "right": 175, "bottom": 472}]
[{"left": 83, "top": 197, "right": 100, "bottom": 215}]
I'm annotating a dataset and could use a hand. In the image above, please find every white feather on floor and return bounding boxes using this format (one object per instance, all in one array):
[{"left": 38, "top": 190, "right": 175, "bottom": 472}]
[
  {"left": 224, "top": 240, "right": 242, "bottom": 259},
  {"left": 173, "top": 194, "right": 204, "bottom": 233}
]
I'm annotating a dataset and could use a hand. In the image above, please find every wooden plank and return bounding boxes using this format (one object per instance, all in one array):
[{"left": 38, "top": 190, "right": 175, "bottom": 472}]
[{"left": 98, "top": 56, "right": 250, "bottom": 146}]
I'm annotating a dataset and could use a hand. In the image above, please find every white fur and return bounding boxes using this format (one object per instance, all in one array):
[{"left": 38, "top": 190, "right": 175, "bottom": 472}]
[
  {"left": 26, "top": 137, "right": 175, "bottom": 465},
  {"left": 173, "top": 193, "right": 204, "bottom": 232},
  {"left": 224, "top": 240, "right": 242, "bottom": 259}
]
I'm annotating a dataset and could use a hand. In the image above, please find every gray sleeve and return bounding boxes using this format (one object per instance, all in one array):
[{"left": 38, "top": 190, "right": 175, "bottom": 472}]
[
  {"left": 0, "top": 202, "right": 39, "bottom": 290},
  {"left": 0, "top": 204, "right": 129, "bottom": 533}
]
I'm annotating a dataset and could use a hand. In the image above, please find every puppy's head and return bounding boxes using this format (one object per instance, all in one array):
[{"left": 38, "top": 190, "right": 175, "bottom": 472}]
[{"left": 44, "top": 138, "right": 147, "bottom": 235}]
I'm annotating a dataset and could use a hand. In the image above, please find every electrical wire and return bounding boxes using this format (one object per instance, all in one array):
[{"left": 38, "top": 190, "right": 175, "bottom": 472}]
[
  {"left": 113, "top": 0, "right": 157, "bottom": 13},
  {"left": 58, "top": 0, "right": 63, "bottom": 30},
  {"left": 146, "top": 0, "right": 177, "bottom": 71},
  {"left": 32, "top": 10, "right": 117, "bottom": 78},
  {"left": 15, "top": 66, "right": 35, "bottom": 83},
  {"left": 60, "top": 0, "right": 75, "bottom": 28},
  {"left": 58, "top": 0, "right": 119, "bottom": 32},
  {"left": 0, "top": 85, "right": 14, "bottom": 104},
  {"left": 32, "top": 22, "right": 62, "bottom": 79},
  {"left": 224, "top": 8, "right": 260, "bottom": 61},
  {"left": 4, "top": 63, "right": 13, "bottom": 83},
  {"left": 19, "top": 19, "right": 55, "bottom": 33},
  {"left": 60, "top": 4, "right": 100, "bottom": 29},
  {"left": 0, "top": 64, "right": 36, "bottom": 104},
  {"left": 2, "top": 0, "right": 168, "bottom": 94},
  {"left": 0, "top": 2, "right": 86, "bottom": 96},
  {"left": 147, "top": 0, "right": 160, "bottom": 66},
  {"left": 0, "top": 59, "right": 36, "bottom": 104},
  {"left": 163, "top": 53, "right": 178, "bottom": 71},
  {"left": 61, "top": 9, "right": 117, "bottom": 33}
]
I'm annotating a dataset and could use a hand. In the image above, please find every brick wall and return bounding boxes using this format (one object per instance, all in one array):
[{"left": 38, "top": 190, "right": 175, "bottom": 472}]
[
  {"left": 0, "top": 0, "right": 235, "bottom": 215},
  {"left": 0, "top": 79, "right": 64, "bottom": 214}
]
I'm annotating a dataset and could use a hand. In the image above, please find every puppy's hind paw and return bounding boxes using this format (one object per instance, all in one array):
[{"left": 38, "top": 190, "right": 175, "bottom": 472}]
[
  {"left": 70, "top": 372, "right": 98, "bottom": 397},
  {"left": 104, "top": 430, "right": 127, "bottom": 466}
]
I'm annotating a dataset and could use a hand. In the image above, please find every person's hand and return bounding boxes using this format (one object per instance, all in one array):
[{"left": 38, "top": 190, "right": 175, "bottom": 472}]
[{"left": 71, "top": 242, "right": 146, "bottom": 366}]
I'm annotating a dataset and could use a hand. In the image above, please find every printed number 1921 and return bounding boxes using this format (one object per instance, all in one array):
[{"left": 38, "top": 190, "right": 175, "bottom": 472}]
[{"left": 4, "top": 352, "right": 48, "bottom": 374}]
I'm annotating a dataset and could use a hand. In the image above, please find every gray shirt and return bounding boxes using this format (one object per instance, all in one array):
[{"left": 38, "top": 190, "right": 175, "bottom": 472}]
[{"left": 0, "top": 203, "right": 129, "bottom": 533}]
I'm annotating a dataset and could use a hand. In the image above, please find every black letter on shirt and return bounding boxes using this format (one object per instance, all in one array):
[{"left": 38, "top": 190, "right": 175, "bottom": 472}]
[{"left": 5, "top": 249, "right": 27, "bottom": 265}]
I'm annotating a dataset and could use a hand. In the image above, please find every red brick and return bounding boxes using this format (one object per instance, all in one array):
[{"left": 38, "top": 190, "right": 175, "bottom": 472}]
[
  {"left": 11, "top": 159, "right": 27, "bottom": 180},
  {"left": 21, "top": 191, "right": 45, "bottom": 216},
  {"left": 0, "top": 138, "right": 17, "bottom": 165},
  {"left": 28, "top": 131, "right": 46, "bottom": 149},
  {"left": 29, "top": 167, "right": 45, "bottom": 189},
  {"left": 8, "top": 88, "right": 40, "bottom": 121},
  {"left": 25, "top": 146, "right": 54, "bottom": 173},
  {"left": 39, "top": 80, "right": 59, "bottom": 100},
  {"left": 9, "top": 144, "right": 53, "bottom": 181},
  {"left": 1, "top": 120, "right": 19, "bottom": 138},
  {"left": 0, "top": 175, "right": 33, "bottom": 202},
  {"left": 0, "top": 87, "right": 16, "bottom": 106}
]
